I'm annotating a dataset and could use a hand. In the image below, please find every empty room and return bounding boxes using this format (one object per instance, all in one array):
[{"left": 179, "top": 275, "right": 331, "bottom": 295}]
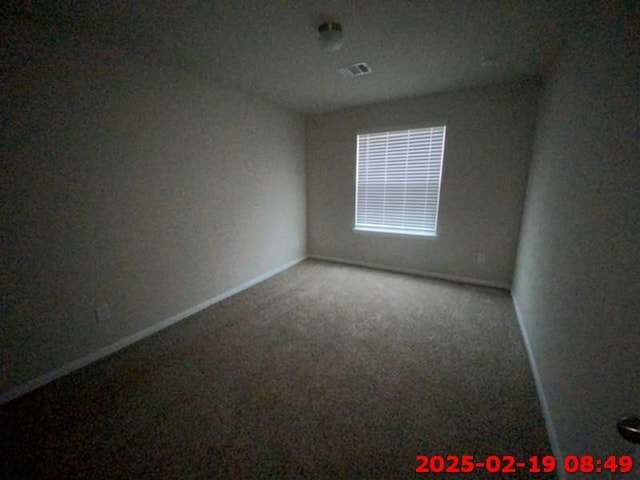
[{"left": 2, "top": 1, "right": 638, "bottom": 478}]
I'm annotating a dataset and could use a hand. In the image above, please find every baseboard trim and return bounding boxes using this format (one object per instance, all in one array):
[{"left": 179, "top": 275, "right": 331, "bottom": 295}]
[
  {"left": 0, "top": 256, "right": 306, "bottom": 405},
  {"left": 308, "top": 254, "right": 510, "bottom": 290},
  {"left": 511, "top": 293, "right": 564, "bottom": 479}
]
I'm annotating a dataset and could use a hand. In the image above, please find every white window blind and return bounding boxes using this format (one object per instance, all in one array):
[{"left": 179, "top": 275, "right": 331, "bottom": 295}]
[{"left": 355, "top": 126, "right": 446, "bottom": 236}]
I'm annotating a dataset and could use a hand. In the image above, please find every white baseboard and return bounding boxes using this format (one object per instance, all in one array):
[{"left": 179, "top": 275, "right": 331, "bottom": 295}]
[
  {"left": 308, "top": 254, "right": 511, "bottom": 290},
  {"left": 0, "top": 256, "right": 306, "bottom": 405},
  {"left": 512, "top": 293, "right": 564, "bottom": 479}
]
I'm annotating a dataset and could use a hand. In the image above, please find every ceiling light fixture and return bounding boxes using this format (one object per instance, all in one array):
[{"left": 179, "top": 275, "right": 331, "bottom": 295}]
[{"left": 318, "top": 21, "right": 344, "bottom": 52}]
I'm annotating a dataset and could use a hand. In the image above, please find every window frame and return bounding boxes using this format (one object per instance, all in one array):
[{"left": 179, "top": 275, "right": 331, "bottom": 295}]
[{"left": 353, "top": 122, "right": 447, "bottom": 238}]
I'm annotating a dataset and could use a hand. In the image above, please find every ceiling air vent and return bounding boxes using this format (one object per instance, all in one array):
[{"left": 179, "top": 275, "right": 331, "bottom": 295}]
[{"left": 337, "top": 62, "right": 372, "bottom": 78}]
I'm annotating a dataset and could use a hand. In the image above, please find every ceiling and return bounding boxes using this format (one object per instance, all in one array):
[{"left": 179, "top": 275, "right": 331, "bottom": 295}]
[{"left": 7, "top": 0, "right": 586, "bottom": 113}]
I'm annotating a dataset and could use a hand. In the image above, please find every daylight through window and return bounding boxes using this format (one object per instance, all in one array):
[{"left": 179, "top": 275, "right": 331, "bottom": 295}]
[{"left": 355, "top": 126, "right": 446, "bottom": 236}]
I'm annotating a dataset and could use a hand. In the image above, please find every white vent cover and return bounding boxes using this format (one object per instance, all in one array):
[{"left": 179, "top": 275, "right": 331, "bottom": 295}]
[{"left": 337, "top": 62, "right": 372, "bottom": 77}]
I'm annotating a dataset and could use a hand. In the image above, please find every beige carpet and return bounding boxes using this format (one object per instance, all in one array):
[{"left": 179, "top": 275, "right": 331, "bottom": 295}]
[{"left": 2, "top": 260, "right": 554, "bottom": 478}]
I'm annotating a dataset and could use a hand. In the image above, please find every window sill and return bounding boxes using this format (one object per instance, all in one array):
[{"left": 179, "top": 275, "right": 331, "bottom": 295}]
[{"left": 353, "top": 228, "right": 438, "bottom": 239}]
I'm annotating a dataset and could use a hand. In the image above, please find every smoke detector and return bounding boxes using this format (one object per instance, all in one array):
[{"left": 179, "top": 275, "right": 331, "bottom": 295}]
[
  {"left": 337, "top": 62, "right": 372, "bottom": 78},
  {"left": 480, "top": 55, "right": 499, "bottom": 67},
  {"left": 318, "top": 21, "right": 344, "bottom": 52}
]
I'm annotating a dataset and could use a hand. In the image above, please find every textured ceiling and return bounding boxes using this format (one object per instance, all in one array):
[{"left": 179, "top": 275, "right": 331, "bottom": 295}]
[{"left": 7, "top": 0, "right": 586, "bottom": 113}]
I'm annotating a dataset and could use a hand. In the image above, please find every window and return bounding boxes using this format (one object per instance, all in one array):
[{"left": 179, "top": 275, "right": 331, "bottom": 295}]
[{"left": 355, "top": 125, "right": 446, "bottom": 237}]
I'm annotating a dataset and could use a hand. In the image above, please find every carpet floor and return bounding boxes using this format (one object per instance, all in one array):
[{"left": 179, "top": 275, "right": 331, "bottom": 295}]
[{"left": 2, "top": 260, "right": 554, "bottom": 478}]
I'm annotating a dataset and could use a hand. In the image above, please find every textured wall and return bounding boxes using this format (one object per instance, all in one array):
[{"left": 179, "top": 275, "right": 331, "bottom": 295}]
[
  {"left": 306, "top": 82, "right": 540, "bottom": 286},
  {"left": 1, "top": 24, "right": 306, "bottom": 394},
  {"left": 512, "top": 3, "right": 639, "bottom": 471}
]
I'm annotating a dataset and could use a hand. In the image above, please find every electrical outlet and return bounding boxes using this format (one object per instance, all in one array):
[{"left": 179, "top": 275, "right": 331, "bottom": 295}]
[
  {"left": 476, "top": 253, "right": 486, "bottom": 264},
  {"left": 95, "top": 303, "right": 111, "bottom": 323}
]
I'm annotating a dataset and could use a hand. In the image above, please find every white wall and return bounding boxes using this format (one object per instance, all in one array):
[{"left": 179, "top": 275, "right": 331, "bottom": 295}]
[
  {"left": 513, "top": 3, "right": 639, "bottom": 475},
  {"left": 306, "top": 82, "right": 540, "bottom": 286},
  {"left": 1, "top": 23, "right": 306, "bottom": 396}
]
